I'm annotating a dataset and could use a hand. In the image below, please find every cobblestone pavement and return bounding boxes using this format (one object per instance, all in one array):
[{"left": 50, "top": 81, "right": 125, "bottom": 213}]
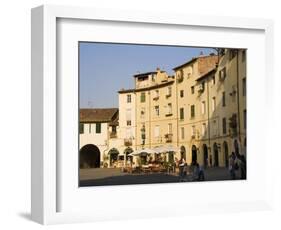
[{"left": 79, "top": 167, "right": 244, "bottom": 187}]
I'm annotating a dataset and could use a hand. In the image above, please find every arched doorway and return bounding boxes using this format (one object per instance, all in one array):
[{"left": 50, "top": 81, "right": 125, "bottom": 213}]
[
  {"left": 108, "top": 148, "right": 119, "bottom": 167},
  {"left": 80, "top": 144, "right": 100, "bottom": 168},
  {"left": 191, "top": 145, "right": 197, "bottom": 163},
  {"left": 124, "top": 147, "right": 133, "bottom": 166},
  {"left": 213, "top": 143, "right": 219, "bottom": 167},
  {"left": 203, "top": 144, "right": 208, "bottom": 167},
  {"left": 223, "top": 141, "right": 229, "bottom": 167},
  {"left": 234, "top": 139, "right": 239, "bottom": 155},
  {"left": 180, "top": 146, "right": 186, "bottom": 160}
]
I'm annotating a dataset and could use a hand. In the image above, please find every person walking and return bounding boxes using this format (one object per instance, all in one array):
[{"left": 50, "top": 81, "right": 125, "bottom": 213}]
[
  {"left": 178, "top": 156, "right": 185, "bottom": 181},
  {"left": 229, "top": 152, "right": 236, "bottom": 179},
  {"left": 209, "top": 155, "right": 213, "bottom": 167}
]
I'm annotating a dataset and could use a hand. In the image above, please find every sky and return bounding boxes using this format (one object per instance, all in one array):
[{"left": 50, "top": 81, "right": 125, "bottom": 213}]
[{"left": 79, "top": 42, "right": 215, "bottom": 108}]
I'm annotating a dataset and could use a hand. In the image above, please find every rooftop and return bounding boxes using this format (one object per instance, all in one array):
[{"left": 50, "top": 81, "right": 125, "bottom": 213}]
[
  {"left": 173, "top": 55, "right": 218, "bottom": 71},
  {"left": 80, "top": 108, "right": 118, "bottom": 123},
  {"left": 133, "top": 71, "right": 157, "bottom": 78}
]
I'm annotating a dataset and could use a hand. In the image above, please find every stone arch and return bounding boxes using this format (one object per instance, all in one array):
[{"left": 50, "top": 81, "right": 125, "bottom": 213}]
[
  {"left": 80, "top": 144, "right": 100, "bottom": 168},
  {"left": 203, "top": 144, "right": 208, "bottom": 167},
  {"left": 223, "top": 141, "right": 229, "bottom": 167},
  {"left": 191, "top": 145, "right": 197, "bottom": 164},
  {"left": 180, "top": 146, "right": 186, "bottom": 160},
  {"left": 108, "top": 148, "right": 119, "bottom": 167},
  {"left": 213, "top": 142, "right": 219, "bottom": 167}
]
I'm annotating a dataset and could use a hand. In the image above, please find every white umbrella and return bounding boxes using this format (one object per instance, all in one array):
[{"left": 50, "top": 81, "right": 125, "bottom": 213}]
[
  {"left": 154, "top": 145, "right": 179, "bottom": 153},
  {"left": 153, "top": 146, "right": 167, "bottom": 154},
  {"left": 129, "top": 148, "right": 156, "bottom": 156},
  {"left": 164, "top": 145, "right": 180, "bottom": 152}
]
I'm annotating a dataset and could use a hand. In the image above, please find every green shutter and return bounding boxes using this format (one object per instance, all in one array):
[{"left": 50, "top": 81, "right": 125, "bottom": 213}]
[{"left": 96, "top": 123, "right": 101, "bottom": 133}]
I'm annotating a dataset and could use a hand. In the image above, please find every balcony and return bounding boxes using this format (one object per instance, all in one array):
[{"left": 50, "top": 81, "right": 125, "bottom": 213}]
[
  {"left": 164, "top": 133, "right": 173, "bottom": 143},
  {"left": 110, "top": 132, "right": 117, "bottom": 138},
  {"left": 124, "top": 138, "right": 133, "bottom": 146}
]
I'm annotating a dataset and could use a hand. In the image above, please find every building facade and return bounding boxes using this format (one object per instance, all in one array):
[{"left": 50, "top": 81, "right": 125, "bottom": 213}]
[{"left": 79, "top": 49, "right": 246, "bottom": 168}]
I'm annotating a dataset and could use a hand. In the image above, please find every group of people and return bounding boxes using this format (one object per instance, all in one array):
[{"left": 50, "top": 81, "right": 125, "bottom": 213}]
[
  {"left": 228, "top": 152, "right": 247, "bottom": 179},
  {"left": 176, "top": 156, "right": 205, "bottom": 182},
  {"left": 174, "top": 151, "right": 246, "bottom": 182}
]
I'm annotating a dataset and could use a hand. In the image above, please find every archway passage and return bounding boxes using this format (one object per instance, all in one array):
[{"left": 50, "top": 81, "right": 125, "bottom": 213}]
[
  {"left": 180, "top": 146, "right": 186, "bottom": 160},
  {"left": 124, "top": 147, "right": 133, "bottom": 166},
  {"left": 108, "top": 148, "right": 119, "bottom": 167},
  {"left": 191, "top": 145, "right": 197, "bottom": 164},
  {"left": 80, "top": 144, "right": 100, "bottom": 168},
  {"left": 223, "top": 141, "right": 229, "bottom": 167},
  {"left": 213, "top": 143, "right": 219, "bottom": 167},
  {"left": 203, "top": 144, "right": 208, "bottom": 167}
]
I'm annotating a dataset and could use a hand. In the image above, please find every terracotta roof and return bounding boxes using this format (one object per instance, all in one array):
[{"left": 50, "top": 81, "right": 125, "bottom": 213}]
[
  {"left": 196, "top": 67, "right": 217, "bottom": 82},
  {"left": 173, "top": 55, "right": 218, "bottom": 71},
  {"left": 80, "top": 108, "right": 118, "bottom": 123},
  {"left": 133, "top": 71, "right": 157, "bottom": 78},
  {"left": 118, "top": 80, "right": 174, "bottom": 94}
]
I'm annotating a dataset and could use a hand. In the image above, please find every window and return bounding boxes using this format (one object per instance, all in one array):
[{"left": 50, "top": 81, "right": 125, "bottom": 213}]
[
  {"left": 222, "top": 92, "right": 226, "bottom": 107},
  {"left": 154, "top": 90, "right": 159, "bottom": 99},
  {"left": 140, "top": 92, "right": 146, "bottom": 102},
  {"left": 212, "top": 120, "right": 217, "bottom": 136},
  {"left": 201, "top": 101, "right": 206, "bottom": 115},
  {"left": 141, "top": 124, "right": 146, "bottom": 142},
  {"left": 222, "top": 117, "right": 227, "bottom": 134},
  {"left": 126, "top": 109, "right": 131, "bottom": 126},
  {"left": 191, "top": 125, "right": 196, "bottom": 136},
  {"left": 180, "top": 108, "right": 184, "bottom": 120},
  {"left": 167, "top": 103, "right": 172, "bottom": 115},
  {"left": 168, "top": 123, "right": 172, "bottom": 134},
  {"left": 191, "top": 86, "right": 195, "bottom": 94},
  {"left": 155, "top": 105, "right": 160, "bottom": 116},
  {"left": 190, "top": 105, "right": 195, "bottom": 118},
  {"left": 167, "top": 86, "right": 172, "bottom": 96},
  {"left": 212, "top": 97, "right": 216, "bottom": 112},
  {"left": 154, "top": 126, "right": 160, "bottom": 138},
  {"left": 181, "top": 127, "right": 185, "bottom": 139},
  {"left": 96, "top": 123, "right": 101, "bottom": 133},
  {"left": 202, "top": 123, "right": 206, "bottom": 135},
  {"left": 212, "top": 76, "right": 216, "bottom": 85},
  {"left": 244, "top": 110, "right": 247, "bottom": 129},
  {"left": 242, "top": 78, "right": 246, "bottom": 96},
  {"left": 79, "top": 123, "right": 84, "bottom": 134},
  {"left": 127, "top": 94, "right": 131, "bottom": 103},
  {"left": 219, "top": 67, "right": 226, "bottom": 81},
  {"left": 140, "top": 108, "right": 145, "bottom": 119},
  {"left": 180, "top": 90, "right": 184, "bottom": 98}
]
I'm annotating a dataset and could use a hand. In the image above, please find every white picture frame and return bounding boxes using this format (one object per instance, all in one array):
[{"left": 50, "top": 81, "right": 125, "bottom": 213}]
[{"left": 31, "top": 5, "right": 274, "bottom": 225}]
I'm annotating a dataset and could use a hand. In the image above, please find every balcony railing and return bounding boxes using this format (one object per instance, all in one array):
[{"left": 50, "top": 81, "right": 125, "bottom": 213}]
[
  {"left": 110, "top": 132, "right": 117, "bottom": 138},
  {"left": 164, "top": 133, "right": 173, "bottom": 143},
  {"left": 124, "top": 138, "right": 133, "bottom": 146}
]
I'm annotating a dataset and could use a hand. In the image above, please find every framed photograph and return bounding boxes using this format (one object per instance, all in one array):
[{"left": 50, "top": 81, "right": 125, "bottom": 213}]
[{"left": 31, "top": 5, "right": 274, "bottom": 225}]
